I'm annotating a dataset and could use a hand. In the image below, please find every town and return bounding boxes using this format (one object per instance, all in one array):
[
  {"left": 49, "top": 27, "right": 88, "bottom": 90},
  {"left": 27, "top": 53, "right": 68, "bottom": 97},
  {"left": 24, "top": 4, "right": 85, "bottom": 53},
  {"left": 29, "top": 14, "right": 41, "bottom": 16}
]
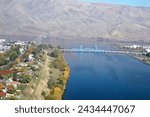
[
  {"left": 0, "top": 39, "right": 70, "bottom": 100},
  {"left": 114, "top": 44, "right": 150, "bottom": 65}
]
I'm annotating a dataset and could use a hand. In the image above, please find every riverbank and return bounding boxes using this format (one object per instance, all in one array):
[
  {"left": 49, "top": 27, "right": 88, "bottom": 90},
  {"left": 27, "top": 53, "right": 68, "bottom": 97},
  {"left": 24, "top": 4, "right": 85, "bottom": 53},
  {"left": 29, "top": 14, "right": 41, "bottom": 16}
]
[
  {"left": 128, "top": 54, "right": 150, "bottom": 66},
  {"left": 44, "top": 49, "right": 70, "bottom": 100},
  {"left": 113, "top": 45, "right": 150, "bottom": 66}
]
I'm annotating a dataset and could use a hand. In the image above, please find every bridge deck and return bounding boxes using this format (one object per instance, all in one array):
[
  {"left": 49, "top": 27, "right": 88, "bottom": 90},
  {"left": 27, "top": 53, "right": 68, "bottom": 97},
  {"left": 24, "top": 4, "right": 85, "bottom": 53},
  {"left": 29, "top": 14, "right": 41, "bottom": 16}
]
[{"left": 62, "top": 48, "right": 146, "bottom": 55}]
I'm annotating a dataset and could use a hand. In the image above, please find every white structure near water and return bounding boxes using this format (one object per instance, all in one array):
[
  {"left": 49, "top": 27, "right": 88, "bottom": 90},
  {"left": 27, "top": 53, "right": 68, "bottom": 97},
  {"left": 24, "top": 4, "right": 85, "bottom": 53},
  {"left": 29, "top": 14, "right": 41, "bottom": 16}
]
[{"left": 145, "top": 48, "right": 150, "bottom": 53}]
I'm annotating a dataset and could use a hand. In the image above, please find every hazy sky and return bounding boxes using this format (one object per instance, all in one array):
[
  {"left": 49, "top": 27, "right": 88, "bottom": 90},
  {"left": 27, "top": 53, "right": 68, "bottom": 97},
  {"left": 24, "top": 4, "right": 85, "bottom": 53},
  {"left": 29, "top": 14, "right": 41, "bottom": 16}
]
[{"left": 81, "top": 0, "right": 150, "bottom": 7}]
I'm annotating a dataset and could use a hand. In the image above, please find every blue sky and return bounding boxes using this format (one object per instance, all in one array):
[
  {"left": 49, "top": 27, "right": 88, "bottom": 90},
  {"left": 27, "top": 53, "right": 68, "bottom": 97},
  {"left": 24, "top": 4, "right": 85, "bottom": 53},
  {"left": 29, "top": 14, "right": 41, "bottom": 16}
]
[{"left": 80, "top": 0, "right": 150, "bottom": 7}]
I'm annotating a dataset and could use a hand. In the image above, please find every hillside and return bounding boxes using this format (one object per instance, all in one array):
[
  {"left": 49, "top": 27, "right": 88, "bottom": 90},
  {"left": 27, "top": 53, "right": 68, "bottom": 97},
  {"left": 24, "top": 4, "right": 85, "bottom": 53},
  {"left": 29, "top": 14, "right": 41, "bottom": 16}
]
[{"left": 0, "top": 0, "right": 150, "bottom": 41}]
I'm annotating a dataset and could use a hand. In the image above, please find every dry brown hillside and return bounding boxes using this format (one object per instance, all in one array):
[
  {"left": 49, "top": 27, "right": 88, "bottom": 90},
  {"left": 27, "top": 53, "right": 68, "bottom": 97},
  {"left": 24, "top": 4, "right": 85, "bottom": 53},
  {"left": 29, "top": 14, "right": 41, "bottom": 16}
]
[{"left": 0, "top": 0, "right": 150, "bottom": 41}]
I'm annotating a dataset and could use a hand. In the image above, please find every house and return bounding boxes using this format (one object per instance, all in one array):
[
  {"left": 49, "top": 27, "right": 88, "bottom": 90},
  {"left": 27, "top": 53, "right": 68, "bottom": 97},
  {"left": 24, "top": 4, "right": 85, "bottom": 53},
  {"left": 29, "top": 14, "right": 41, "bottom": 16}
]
[
  {"left": 28, "top": 54, "right": 34, "bottom": 62},
  {"left": 0, "top": 44, "right": 11, "bottom": 53},
  {"left": 145, "top": 48, "right": 150, "bottom": 53},
  {"left": 32, "top": 65, "right": 39, "bottom": 70},
  {"left": 19, "top": 48, "right": 24, "bottom": 54},
  {"left": 7, "top": 81, "right": 20, "bottom": 88},
  {"left": 0, "top": 91, "right": 6, "bottom": 98},
  {"left": 14, "top": 41, "right": 24, "bottom": 45},
  {"left": 17, "top": 63, "right": 28, "bottom": 67},
  {"left": 16, "top": 72, "right": 22, "bottom": 76},
  {"left": 2, "top": 88, "right": 7, "bottom": 93},
  {"left": 5, "top": 93, "right": 15, "bottom": 98},
  {"left": 0, "top": 39, "right": 6, "bottom": 44},
  {"left": 0, "top": 45, "right": 6, "bottom": 53},
  {"left": 130, "top": 45, "right": 141, "bottom": 49},
  {"left": 7, "top": 78, "right": 13, "bottom": 83},
  {"left": 25, "top": 70, "right": 33, "bottom": 76},
  {"left": 0, "top": 79, "right": 5, "bottom": 83},
  {"left": 143, "top": 46, "right": 150, "bottom": 49}
]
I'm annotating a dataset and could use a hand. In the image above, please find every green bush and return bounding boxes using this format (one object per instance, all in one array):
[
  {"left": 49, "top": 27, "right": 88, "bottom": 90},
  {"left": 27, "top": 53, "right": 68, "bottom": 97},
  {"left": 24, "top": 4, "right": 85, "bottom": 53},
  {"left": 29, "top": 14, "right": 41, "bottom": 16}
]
[
  {"left": 41, "top": 91, "right": 46, "bottom": 97},
  {"left": 50, "top": 49, "right": 61, "bottom": 58},
  {"left": 51, "top": 55, "right": 67, "bottom": 71},
  {"left": 45, "top": 94, "right": 55, "bottom": 100},
  {"left": 47, "top": 79, "right": 55, "bottom": 89},
  {"left": 19, "top": 75, "right": 31, "bottom": 83},
  {"left": 17, "top": 84, "right": 26, "bottom": 91}
]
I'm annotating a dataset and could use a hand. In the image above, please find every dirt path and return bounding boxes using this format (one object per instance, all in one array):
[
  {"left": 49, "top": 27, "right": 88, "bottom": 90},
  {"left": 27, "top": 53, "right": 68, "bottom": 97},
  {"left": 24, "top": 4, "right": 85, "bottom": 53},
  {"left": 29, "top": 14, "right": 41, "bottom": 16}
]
[{"left": 33, "top": 51, "right": 50, "bottom": 100}]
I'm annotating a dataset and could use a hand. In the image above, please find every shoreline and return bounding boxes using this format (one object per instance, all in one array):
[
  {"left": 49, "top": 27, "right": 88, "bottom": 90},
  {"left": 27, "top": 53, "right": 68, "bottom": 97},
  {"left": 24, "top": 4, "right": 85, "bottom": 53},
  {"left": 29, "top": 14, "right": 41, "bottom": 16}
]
[
  {"left": 44, "top": 50, "right": 70, "bottom": 100},
  {"left": 61, "top": 63, "right": 70, "bottom": 100},
  {"left": 127, "top": 54, "right": 150, "bottom": 67},
  {"left": 59, "top": 54, "right": 70, "bottom": 100},
  {"left": 113, "top": 45, "right": 150, "bottom": 67}
]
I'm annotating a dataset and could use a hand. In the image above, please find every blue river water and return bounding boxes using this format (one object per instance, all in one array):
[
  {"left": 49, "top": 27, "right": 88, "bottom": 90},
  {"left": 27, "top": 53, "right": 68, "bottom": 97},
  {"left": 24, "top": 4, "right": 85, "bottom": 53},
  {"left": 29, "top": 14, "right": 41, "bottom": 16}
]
[{"left": 63, "top": 52, "right": 150, "bottom": 100}]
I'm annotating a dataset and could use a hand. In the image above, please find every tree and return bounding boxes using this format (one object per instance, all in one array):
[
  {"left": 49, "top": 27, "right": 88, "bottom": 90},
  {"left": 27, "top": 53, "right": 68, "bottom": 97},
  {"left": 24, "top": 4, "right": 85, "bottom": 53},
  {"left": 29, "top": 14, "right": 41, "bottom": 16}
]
[
  {"left": 19, "top": 75, "right": 31, "bottom": 83},
  {"left": 58, "top": 78, "right": 64, "bottom": 86},
  {"left": 52, "top": 56, "right": 67, "bottom": 71},
  {"left": 0, "top": 75, "right": 2, "bottom": 79},
  {"left": 9, "top": 51, "right": 18, "bottom": 61},
  {"left": 15, "top": 57, "right": 21, "bottom": 64},
  {"left": 10, "top": 45, "right": 20, "bottom": 55},
  {"left": 41, "top": 91, "right": 46, "bottom": 97},
  {"left": 47, "top": 79, "right": 55, "bottom": 89},
  {"left": 17, "top": 85, "right": 26, "bottom": 91},
  {"left": 0, "top": 83, "right": 5, "bottom": 91},
  {"left": 53, "top": 86, "right": 62, "bottom": 100},
  {"left": 50, "top": 49, "right": 60, "bottom": 58},
  {"left": 45, "top": 94, "right": 55, "bottom": 100},
  {"left": 0, "top": 54, "right": 6, "bottom": 66},
  {"left": 7, "top": 85, "right": 15, "bottom": 94},
  {"left": 23, "top": 52, "right": 29, "bottom": 59},
  {"left": 28, "top": 47, "right": 33, "bottom": 54}
]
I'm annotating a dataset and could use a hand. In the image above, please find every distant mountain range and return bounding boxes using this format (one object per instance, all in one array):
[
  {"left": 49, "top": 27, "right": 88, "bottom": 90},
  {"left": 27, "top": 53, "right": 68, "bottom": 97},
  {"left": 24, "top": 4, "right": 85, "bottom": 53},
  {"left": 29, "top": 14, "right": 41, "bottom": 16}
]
[{"left": 0, "top": 0, "right": 150, "bottom": 41}]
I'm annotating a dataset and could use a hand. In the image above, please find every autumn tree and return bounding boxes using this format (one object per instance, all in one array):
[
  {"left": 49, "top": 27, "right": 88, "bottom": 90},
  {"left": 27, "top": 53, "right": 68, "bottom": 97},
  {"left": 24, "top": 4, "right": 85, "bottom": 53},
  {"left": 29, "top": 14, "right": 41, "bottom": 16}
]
[
  {"left": 28, "top": 46, "right": 35, "bottom": 54},
  {"left": 53, "top": 86, "right": 63, "bottom": 100},
  {"left": 15, "top": 57, "right": 21, "bottom": 64},
  {"left": 0, "top": 83, "right": 5, "bottom": 91},
  {"left": 7, "top": 85, "right": 15, "bottom": 94}
]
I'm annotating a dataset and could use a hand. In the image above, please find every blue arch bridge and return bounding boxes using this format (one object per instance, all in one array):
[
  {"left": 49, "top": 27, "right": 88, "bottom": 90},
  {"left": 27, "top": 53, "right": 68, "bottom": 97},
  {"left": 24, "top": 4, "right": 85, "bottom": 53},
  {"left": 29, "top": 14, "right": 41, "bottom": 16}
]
[{"left": 62, "top": 45, "right": 147, "bottom": 55}]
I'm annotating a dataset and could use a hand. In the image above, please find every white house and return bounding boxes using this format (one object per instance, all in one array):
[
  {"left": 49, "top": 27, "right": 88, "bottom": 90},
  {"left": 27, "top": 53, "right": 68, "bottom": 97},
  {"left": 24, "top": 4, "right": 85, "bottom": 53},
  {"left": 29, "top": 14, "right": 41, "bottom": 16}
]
[
  {"left": 17, "top": 63, "right": 28, "bottom": 67},
  {"left": 2, "top": 88, "right": 7, "bottom": 93},
  {"left": 130, "top": 45, "right": 141, "bottom": 49},
  {"left": 14, "top": 41, "right": 27, "bottom": 46},
  {"left": 145, "top": 48, "right": 150, "bottom": 53},
  {"left": 0, "top": 45, "right": 11, "bottom": 53},
  {"left": 0, "top": 39, "right": 6, "bottom": 44},
  {"left": 19, "top": 48, "right": 24, "bottom": 54},
  {"left": 28, "top": 54, "right": 34, "bottom": 61},
  {"left": 7, "top": 81, "right": 20, "bottom": 88}
]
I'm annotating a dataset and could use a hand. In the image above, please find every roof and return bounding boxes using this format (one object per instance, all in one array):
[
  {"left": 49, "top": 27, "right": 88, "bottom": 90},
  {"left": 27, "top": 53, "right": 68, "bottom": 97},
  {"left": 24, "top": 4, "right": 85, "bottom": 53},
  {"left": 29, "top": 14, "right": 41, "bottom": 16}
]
[
  {"left": 0, "top": 70, "right": 15, "bottom": 75},
  {"left": 8, "top": 81, "right": 20, "bottom": 85},
  {"left": 0, "top": 91, "right": 6, "bottom": 97},
  {"left": 145, "top": 48, "right": 150, "bottom": 53}
]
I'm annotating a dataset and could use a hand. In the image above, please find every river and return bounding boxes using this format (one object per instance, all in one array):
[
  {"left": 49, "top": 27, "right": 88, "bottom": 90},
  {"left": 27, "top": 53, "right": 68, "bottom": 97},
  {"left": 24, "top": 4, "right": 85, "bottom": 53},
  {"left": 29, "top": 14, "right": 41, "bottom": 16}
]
[{"left": 63, "top": 52, "right": 150, "bottom": 100}]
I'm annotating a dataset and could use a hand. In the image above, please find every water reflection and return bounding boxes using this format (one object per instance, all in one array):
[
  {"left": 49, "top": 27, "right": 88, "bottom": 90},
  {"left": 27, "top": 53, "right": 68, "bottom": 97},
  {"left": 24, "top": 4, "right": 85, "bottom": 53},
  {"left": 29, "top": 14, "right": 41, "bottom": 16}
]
[{"left": 64, "top": 52, "right": 150, "bottom": 100}]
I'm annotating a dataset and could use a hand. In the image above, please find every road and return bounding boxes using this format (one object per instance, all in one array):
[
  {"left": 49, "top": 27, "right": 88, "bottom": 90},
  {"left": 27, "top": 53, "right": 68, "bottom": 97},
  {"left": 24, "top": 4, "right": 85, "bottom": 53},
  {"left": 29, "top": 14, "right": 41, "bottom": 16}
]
[{"left": 34, "top": 51, "right": 50, "bottom": 100}]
